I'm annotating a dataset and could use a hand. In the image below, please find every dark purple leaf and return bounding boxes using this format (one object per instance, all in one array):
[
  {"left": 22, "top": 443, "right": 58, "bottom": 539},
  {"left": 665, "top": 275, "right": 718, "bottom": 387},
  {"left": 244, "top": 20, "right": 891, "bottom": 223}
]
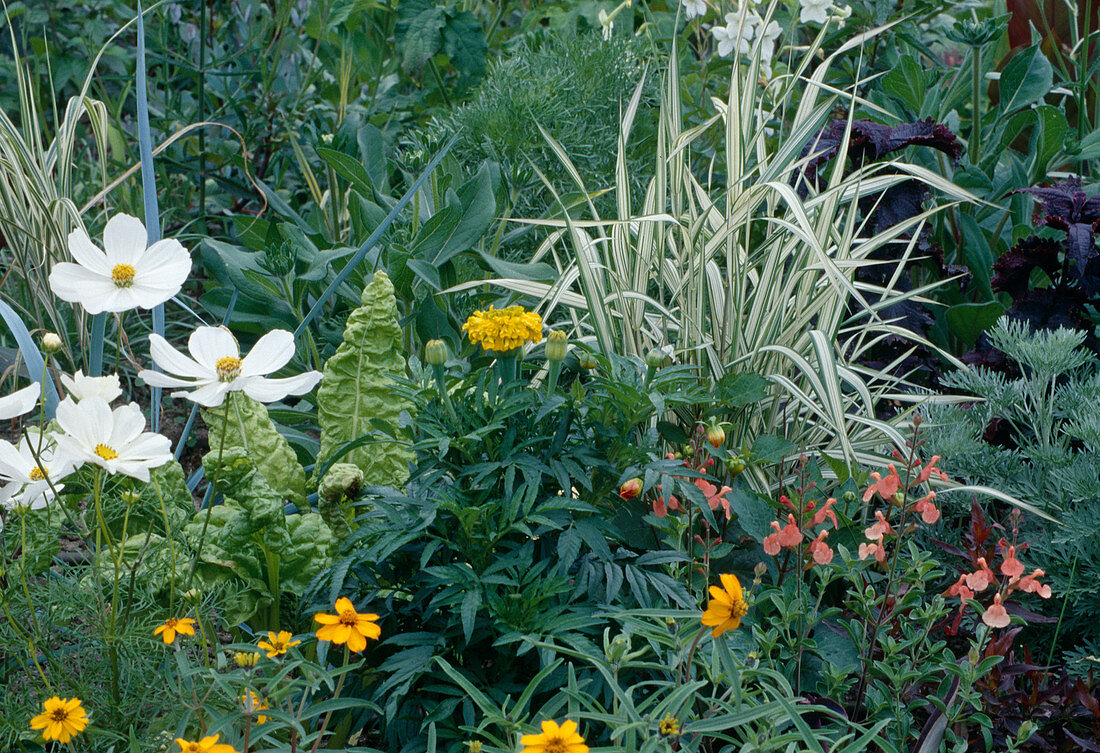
[{"left": 991, "top": 236, "right": 1062, "bottom": 298}]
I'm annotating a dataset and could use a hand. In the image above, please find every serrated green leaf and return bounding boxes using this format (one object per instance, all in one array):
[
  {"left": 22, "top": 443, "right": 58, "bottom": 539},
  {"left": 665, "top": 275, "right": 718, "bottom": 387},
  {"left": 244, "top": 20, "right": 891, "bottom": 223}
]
[{"left": 317, "top": 271, "right": 414, "bottom": 487}]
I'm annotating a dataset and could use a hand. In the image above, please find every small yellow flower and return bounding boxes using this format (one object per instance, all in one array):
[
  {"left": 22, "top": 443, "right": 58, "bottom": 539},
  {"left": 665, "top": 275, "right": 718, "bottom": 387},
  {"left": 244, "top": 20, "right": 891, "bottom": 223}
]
[
  {"left": 701, "top": 573, "right": 748, "bottom": 637},
  {"left": 30, "top": 696, "right": 89, "bottom": 743},
  {"left": 314, "top": 597, "right": 381, "bottom": 652},
  {"left": 462, "top": 305, "right": 544, "bottom": 353},
  {"left": 240, "top": 690, "right": 269, "bottom": 725},
  {"left": 519, "top": 719, "right": 588, "bottom": 753},
  {"left": 233, "top": 651, "right": 260, "bottom": 668},
  {"left": 154, "top": 617, "right": 197, "bottom": 645},
  {"left": 467, "top": 742, "right": 483, "bottom": 753},
  {"left": 174, "top": 733, "right": 240, "bottom": 753},
  {"left": 257, "top": 630, "right": 301, "bottom": 659},
  {"left": 658, "top": 713, "right": 680, "bottom": 737}
]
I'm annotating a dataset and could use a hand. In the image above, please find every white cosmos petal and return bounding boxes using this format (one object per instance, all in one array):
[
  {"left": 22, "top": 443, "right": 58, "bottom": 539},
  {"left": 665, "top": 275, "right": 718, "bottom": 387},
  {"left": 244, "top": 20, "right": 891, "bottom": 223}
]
[
  {"left": 137, "top": 239, "right": 191, "bottom": 282},
  {"left": 0, "top": 439, "right": 22, "bottom": 478},
  {"left": 49, "top": 264, "right": 114, "bottom": 314},
  {"left": 0, "top": 383, "right": 41, "bottom": 420},
  {"left": 149, "top": 334, "right": 211, "bottom": 379},
  {"left": 241, "top": 372, "right": 322, "bottom": 403},
  {"left": 103, "top": 213, "right": 149, "bottom": 265},
  {"left": 60, "top": 371, "right": 122, "bottom": 403},
  {"left": 181, "top": 381, "right": 231, "bottom": 407},
  {"left": 189, "top": 327, "right": 239, "bottom": 370},
  {"left": 139, "top": 370, "right": 203, "bottom": 389},
  {"left": 126, "top": 285, "right": 178, "bottom": 310},
  {"left": 66, "top": 227, "right": 111, "bottom": 274},
  {"left": 240, "top": 330, "right": 296, "bottom": 377},
  {"left": 55, "top": 398, "right": 97, "bottom": 451},
  {"left": 108, "top": 403, "right": 147, "bottom": 447}
]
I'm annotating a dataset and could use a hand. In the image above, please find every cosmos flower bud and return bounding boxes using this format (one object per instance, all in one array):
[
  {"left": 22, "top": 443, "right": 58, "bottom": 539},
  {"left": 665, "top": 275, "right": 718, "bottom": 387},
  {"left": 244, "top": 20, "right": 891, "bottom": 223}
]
[{"left": 42, "top": 332, "right": 63, "bottom": 353}]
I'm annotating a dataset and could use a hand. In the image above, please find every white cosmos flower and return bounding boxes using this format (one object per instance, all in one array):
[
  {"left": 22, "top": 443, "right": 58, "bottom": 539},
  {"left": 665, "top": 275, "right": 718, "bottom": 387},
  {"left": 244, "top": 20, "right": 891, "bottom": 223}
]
[
  {"left": 0, "top": 382, "right": 40, "bottom": 420},
  {"left": 49, "top": 213, "right": 191, "bottom": 315},
  {"left": 0, "top": 431, "right": 75, "bottom": 511},
  {"left": 139, "top": 326, "right": 322, "bottom": 408},
  {"left": 799, "top": 0, "right": 833, "bottom": 24},
  {"left": 53, "top": 397, "right": 172, "bottom": 482},
  {"left": 682, "top": 0, "right": 708, "bottom": 19},
  {"left": 60, "top": 370, "right": 122, "bottom": 403}
]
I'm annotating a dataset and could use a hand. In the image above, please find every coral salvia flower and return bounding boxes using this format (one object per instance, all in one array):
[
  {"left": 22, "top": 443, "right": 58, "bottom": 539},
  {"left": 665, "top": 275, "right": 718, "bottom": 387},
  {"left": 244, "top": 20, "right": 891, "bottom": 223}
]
[
  {"left": 154, "top": 617, "right": 197, "bottom": 645},
  {"left": 257, "top": 630, "right": 301, "bottom": 658},
  {"left": 697, "top": 478, "right": 733, "bottom": 520},
  {"left": 913, "top": 492, "right": 940, "bottom": 524},
  {"left": 30, "top": 696, "right": 89, "bottom": 743},
  {"left": 520, "top": 719, "right": 588, "bottom": 753},
  {"left": 863, "top": 465, "right": 901, "bottom": 502},
  {"left": 916, "top": 455, "right": 949, "bottom": 483},
  {"left": 140, "top": 327, "right": 322, "bottom": 408},
  {"left": 49, "top": 213, "right": 190, "bottom": 314},
  {"left": 858, "top": 541, "right": 886, "bottom": 564},
  {"left": 863, "top": 510, "right": 892, "bottom": 542},
  {"left": 314, "top": 597, "right": 381, "bottom": 652},
  {"left": 1000, "top": 544, "right": 1025, "bottom": 579},
  {"left": 53, "top": 397, "right": 172, "bottom": 482},
  {"left": 0, "top": 382, "right": 40, "bottom": 420},
  {"left": 809, "top": 497, "right": 838, "bottom": 528},
  {"left": 1016, "top": 569, "right": 1052, "bottom": 598},
  {"left": 462, "top": 305, "right": 544, "bottom": 352},
  {"left": 701, "top": 573, "right": 749, "bottom": 637},
  {"left": 965, "top": 558, "right": 996, "bottom": 592},
  {"left": 808, "top": 530, "right": 833, "bottom": 565},
  {"left": 982, "top": 593, "right": 1011, "bottom": 629},
  {"left": 174, "top": 733, "right": 240, "bottom": 753}
]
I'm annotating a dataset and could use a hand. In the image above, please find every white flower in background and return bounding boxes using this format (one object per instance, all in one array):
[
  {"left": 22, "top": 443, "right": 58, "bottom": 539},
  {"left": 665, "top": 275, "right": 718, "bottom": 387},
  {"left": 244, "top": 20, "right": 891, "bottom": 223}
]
[
  {"left": 49, "top": 213, "right": 191, "bottom": 315},
  {"left": 757, "top": 17, "right": 782, "bottom": 63},
  {"left": 139, "top": 327, "right": 322, "bottom": 408},
  {"left": 0, "top": 432, "right": 75, "bottom": 511},
  {"left": 712, "top": 10, "right": 756, "bottom": 57},
  {"left": 682, "top": 0, "right": 707, "bottom": 19},
  {"left": 0, "top": 382, "right": 40, "bottom": 420},
  {"left": 60, "top": 371, "right": 122, "bottom": 403},
  {"left": 598, "top": 9, "right": 614, "bottom": 40},
  {"left": 53, "top": 397, "right": 172, "bottom": 482},
  {"left": 831, "top": 4, "right": 852, "bottom": 28},
  {"left": 800, "top": 0, "right": 833, "bottom": 24}
]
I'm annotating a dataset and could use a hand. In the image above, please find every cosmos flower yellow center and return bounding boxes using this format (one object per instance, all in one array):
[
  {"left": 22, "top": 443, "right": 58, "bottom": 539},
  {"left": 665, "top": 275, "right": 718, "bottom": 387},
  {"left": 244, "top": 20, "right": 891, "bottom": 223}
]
[
  {"left": 111, "top": 263, "right": 136, "bottom": 288},
  {"left": 94, "top": 443, "right": 119, "bottom": 461},
  {"left": 339, "top": 609, "right": 359, "bottom": 626},
  {"left": 215, "top": 356, "right": 242, "bottom": 382},
  {"left": 29, "top": 466, "right": 47, "bottom": 481}
]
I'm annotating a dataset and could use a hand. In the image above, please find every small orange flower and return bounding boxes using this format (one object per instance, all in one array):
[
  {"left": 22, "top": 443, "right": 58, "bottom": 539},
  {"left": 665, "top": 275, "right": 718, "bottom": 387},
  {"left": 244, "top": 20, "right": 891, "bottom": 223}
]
[
  {"left": 314, "top": 597, "right": 381, "bottom": 652},
  {"left": 240, "top": 690, "right": 268, "bottom": 725},
  {"left": 174, "top": 733, "right": 240, "bottom": 753},
  {"left": 808, "top": 530, "right": 833, "bottom": 565},
  {"left": 30, "top": 696, "right": 89, "bottom": 743},
  {"left": 701, "top": 573, "right": 748, "bottom": 637},
  {"left": 520, "top": 719, "right": 587, "bottom": 753},
  {"left": 154, "top": 617, "right": 197, "bottom": 645},
  {"left": 863, "top": 464, "right": 901, "bottom": 503},
  {"left": 257, "top": 630, "right": 301, "bottom": 659},
  {"left": 982, "top": 593, "right": 1011, "bottom": 629}
]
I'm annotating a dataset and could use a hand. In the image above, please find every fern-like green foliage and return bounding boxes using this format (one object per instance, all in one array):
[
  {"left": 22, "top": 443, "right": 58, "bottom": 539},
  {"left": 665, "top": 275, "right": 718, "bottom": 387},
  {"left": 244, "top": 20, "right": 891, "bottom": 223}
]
[
  {"left": 203, "top": 393, "right": 308, "bottom": 505},
  {"left": 317, "top": 270, "right": 413, "bottom": 487}
]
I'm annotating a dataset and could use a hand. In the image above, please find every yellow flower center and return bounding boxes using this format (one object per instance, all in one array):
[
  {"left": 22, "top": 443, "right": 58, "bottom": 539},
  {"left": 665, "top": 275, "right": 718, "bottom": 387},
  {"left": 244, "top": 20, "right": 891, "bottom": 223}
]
[
  {"left": 94, "top": 443, "right": 119, "bottom": 461},
  {"left": 338, "top": 610, "right": 359, "bottom": 626},
  {"left": 111, "top": 263, "right": 136, "bottom": 288},
  {"left": 215, "top": 355, "right": 242, "bottom": 382},
  {"left": 543, "top": 736, "right": 568, "bottom": 753},
  {"left": 29, "top": 466, "right": 46, "bottom": 481},
  {"left": 49, "top": 708, "right": 69, "bottom": 722},
  {"left": 164, "top": 618, "right": 178, "bottom": 628},
  {"left": 730, "top": 596, "right": 748, "bottom": 620}
]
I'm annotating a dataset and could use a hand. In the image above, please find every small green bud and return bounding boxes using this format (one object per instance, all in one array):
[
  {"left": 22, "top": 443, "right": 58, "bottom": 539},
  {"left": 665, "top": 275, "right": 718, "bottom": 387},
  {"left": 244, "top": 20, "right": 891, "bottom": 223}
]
[
  {"left": 42, "top": 332, "right": 62, "bottom": 353},
  {"left": 645, "top": 348, "right": 665, "bottom": 369},
  {"left": 545, "top": 330, "right": 568, "bottom": 362},
  {"left": 425, "top": 339, "right": 447, "bottom": 367},
  {"left": 577, "top": 353, "right": 598, "bottom": 370}
]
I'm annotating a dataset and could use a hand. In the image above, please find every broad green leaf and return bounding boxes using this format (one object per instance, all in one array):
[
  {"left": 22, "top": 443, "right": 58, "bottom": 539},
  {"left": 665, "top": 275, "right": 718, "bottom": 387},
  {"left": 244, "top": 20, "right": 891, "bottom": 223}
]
[
  {"left": 881, "top": 55, "right": 927, "bottom": 116},
  {"left": 409, "top": 165, "right": 495, "bottom": 266},
  {"left": 399, "top": 5, "right": 445, "bottom": 76},
  {"left": 998, "top": 45, "right": 1052, "bottom": 114},
  {"left": 204, "top": 393, "right": 308, "bottom": 505},
  {"left": 441, "top": 8, "right": 487, "bottom": 80},
  {"left": 317, "top": 271, "right": 414, "bottom": 487},
  {"left": 946, "top": 301, "right": 1006, "bottom": 348},
  {"left": 317, "top": 146, "right": 375, "bottom": 196}
]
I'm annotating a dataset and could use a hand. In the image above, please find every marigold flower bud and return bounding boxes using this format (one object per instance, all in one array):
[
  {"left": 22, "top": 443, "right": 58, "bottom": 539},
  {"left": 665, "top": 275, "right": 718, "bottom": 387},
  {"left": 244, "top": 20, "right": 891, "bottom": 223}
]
[
  {"left": 42, "top": 332, "right": 62, "bottom": 353},
  {"left": 425, "top": 339, "right": 447, "bottom": 367},
  {"left": 545, "top": 330, "right": 568, "bottom": 362},
  {"left": 619, "top": 477, "right": 642, "bottom": 500}
]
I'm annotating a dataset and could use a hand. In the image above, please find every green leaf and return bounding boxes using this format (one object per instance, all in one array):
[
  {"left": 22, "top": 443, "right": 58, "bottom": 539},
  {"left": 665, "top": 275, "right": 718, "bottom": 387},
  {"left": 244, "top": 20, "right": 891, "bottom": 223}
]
[
  {"left": 881, "top": 55, "right": 927, "bottom": 116},
  {"left": 958, "top": 212, "right": 994, "bottom": 299},
  {"left": 998, "top": 45, "right": 1053, "bottom": 114},
  {"left": 399, "top": 5, "right": 445, "bottom": 76},
  {"left": 715, "top": 371, "right": 770, "bottom": 408},
  {"left": 946, "top": 301, "right": 1007, "bottom": 348},
  {"left": 317, "top": 146, "right": 375, "bottom": 196},
  {"left": 725, "top": 481, "right": 773, "bottom": 541},
  {"left": 1030, "top": 105, "right": 1068, "bottom": 179},
  {"left": 317, "top": 271, "right": 414, "bottom": 487},
  {"left": 409, "top": 165, "right": 495, "bottom": 266},
  {"left": 751, "top": 433, "right": 794, "bottom": 464},
  {"left": 204, "top": 393, "right": 308, "bottom": 505},
  {"left": 282, "top": 513, "right": 337, "bottom": 591},
  {"left": 441, "top": 8, "right": 487, "bottom": 80}
]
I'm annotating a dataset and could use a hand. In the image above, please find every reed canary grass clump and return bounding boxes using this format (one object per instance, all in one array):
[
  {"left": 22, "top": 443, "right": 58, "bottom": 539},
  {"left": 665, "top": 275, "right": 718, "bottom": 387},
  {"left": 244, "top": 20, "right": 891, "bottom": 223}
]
[{"left": 462, "top": 306, "right": 543, "bottom": 353}]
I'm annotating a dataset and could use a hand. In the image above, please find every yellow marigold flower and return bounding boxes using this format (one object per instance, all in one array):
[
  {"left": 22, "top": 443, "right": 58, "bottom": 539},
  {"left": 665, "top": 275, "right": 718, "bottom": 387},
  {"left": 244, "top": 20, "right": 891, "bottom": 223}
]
[
  {"left": 658, "top": 713, "right": 680, "bottom": 737},
  {"left": 174, "top": 733, "right": 240, "bottom": 753},
  {"left": 240, "top": 690, "right": 268, "bottom": 725},
  {"left": 257, "top": 630, "right": 301, "bottom": 659},
  {"left": 154, "top": 617, "right": 197, "bottom": 645},
  {"left": 233, "top": 651, "right": 260, "bottom": 668},
  {"left": 462, "top": 305, "right": 543, "bottom": 353},
  {"left": 30, "top": 696, "right": 89, "bottom": 744},
  {"left": 520, "top": 719, "right": 588, "bottom": 753},
  {"left": 701, "top": 573, "right": 748, "bottom": 637},
  {"left": 314, "top": 597, "right": 381, "bottom": 652}
]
